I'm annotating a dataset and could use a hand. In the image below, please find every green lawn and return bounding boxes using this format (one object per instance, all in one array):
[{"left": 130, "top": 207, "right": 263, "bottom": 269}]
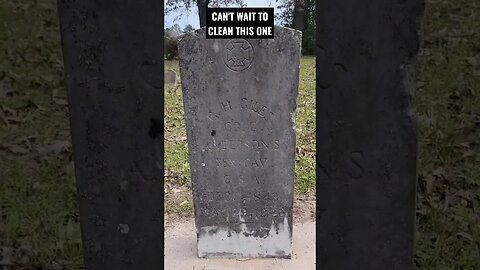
[
  {"left": 414, "top": 0, "right": 480, "bottom": 268},
  {"left": 0, "top": 0, "right": 479, "bottom": 269}
]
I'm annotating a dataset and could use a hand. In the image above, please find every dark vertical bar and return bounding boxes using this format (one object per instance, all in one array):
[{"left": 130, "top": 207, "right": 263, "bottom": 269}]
[
  {"left": 57, "top": 1, "right": 164, "bottom": 269},
  {"left": 316, "top": 0, "right": 424, "bottom": 269}
]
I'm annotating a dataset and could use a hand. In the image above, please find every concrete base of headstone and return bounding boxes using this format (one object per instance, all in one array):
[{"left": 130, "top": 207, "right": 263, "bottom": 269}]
[
  {"left": 197, "top": 215, "right": 292, "bottom": 258},
  {"left": 164, "top": 218, "right": 316, "bottom": 269}
]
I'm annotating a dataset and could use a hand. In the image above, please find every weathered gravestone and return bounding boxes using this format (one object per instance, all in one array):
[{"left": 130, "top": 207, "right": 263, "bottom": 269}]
[
  {"left": 316, "top": 1, "right": 424, "bottom": 269},
  {"left": 164, "top": 69, "right": 176, "bottom": 86},
  {"left": 177, "top": 26, "right": 301, "bottom": 258},
  {"left": 57, "top": 1, "right": 164, "bottom": 269}
]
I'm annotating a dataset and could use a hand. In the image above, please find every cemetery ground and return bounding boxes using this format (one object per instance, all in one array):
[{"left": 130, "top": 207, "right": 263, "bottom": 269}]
[{"left": 0, "top": 0, "right": 478, "bottom": 269}]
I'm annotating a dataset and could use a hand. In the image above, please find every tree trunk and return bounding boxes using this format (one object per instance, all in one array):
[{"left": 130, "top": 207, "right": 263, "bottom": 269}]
[
  {"left": 197, "top": 0, "right": 209, "bottom": 27},
  {"left": 292, "top": 0, "right": 305, "bottom": 31}
]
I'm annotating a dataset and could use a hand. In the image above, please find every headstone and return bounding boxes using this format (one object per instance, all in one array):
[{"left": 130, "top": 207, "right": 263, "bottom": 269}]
[
  {"left": 177, "top": 27, "right": 301, "bottom": 258},
  {"left": 57, "top": 1, "right": 164, "bottom": 269},
  {"left": 164, "top": 69, "right": 176, "bottom": 86},
  {"left": 316, "top": 1, "right": 424, "bottom": 269}
]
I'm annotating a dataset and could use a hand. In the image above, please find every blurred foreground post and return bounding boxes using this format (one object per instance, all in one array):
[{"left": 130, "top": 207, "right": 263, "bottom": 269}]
[
  {"left": 57, "top": 1, "right": 164, "bottom": 269},
  {"left": 316, "top": 0, "right": 424, "bottom": 269}
]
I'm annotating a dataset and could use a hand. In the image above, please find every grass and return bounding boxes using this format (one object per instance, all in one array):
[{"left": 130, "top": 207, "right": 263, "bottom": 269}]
[
  {"left": 0, "top": 0, "right": 84, "bottom": 268},
  {"left": 0, "top": 0, "right": 478, "bottom": 269}
]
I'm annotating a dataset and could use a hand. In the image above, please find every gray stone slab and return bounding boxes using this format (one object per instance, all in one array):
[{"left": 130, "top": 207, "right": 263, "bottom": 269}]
[
  {"left": 177, "top": 26, "right": 301, "bottom": 258},
  {"left": 316, "top": 1, "right": 424, "bottom": 269},
  {"left": 57, "top": 1, "right": 164, "bottom": 269},
  {"left": 164, "top": 69, "right": 176, "bottom": 85}
]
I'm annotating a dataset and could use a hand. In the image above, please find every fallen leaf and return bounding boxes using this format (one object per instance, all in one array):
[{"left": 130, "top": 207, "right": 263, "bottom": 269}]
[
  {"left": 0, "top": 143, "right": 30, "bottom": 155},
  {"left": 43, "top": 140, "right": 71, "bottom": 155},
  {"left": 432, "top": 167, "right": 445, "bottom": 178},
  {"left": 0, "top": 246, "right": 15, "bottom": 267},
  {"left": 172, "top": 188, "right": 184, "bottom": 193},
  {"left": 53, "top": 97, "right": 68, "bottom": 106},
  {"left": 455, "top": 232, "right": 473, "bottom": 242}
]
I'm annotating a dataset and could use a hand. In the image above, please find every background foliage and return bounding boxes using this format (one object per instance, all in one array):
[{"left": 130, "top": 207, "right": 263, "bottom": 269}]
[
  {"left": 164, "top": 0, "right": 316, "bottom": 57},
  {"left": 276, "top": 0, "right": 315, "bottom": 55}
]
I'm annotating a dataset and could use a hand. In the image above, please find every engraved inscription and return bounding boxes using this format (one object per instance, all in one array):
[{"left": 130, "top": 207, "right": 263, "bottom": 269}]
[
  {"left": 203, "top": 139, "right": 280, "bottom": 152},
  {"left": 209, "top": 98, "right": 275, "bottom": 122},
  {"left": 221, "top": 173, "right": 265, "bottom": 185},
  {"left": 198, "top": 94, "right": 286, "bottom": 221},
  {"left": 216, "top": 158, "right": 268, "bottom": 168},
  {"left": 223, "top": 39, "right": 253, "bottom": 72},
  {"left": 196, "top": 190, "right": 280, "bottom": 203},
  {"left": 220, "top": 100, "right": 232, "bottom": 111},
  {"left": 199, "top": 206, "right": 287, "bottom": 221},
  {"left": 207, "top": 111, "right": 220, "bottom": 122},
  {"left": 316, "top": 161, "right": 330, "bottom": 180},
  {"left": 316, "top": 151, "right": 365, "bottom": 181},
  {"left": 348, "top": 151, "right": 364, "bottom": 179},
  {"left": 241, "top": 98, "right": 275, "bottom": 121}
]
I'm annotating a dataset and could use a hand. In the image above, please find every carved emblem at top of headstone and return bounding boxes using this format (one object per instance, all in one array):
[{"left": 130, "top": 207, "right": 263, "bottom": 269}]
[{"left": 223, "top": 39, "right": 253, "bottom": 71}]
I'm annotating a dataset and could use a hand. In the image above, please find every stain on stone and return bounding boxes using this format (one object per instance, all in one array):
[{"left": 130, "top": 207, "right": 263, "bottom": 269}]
[
  {"left": 140, "top": 61, "right": 163, "bottom": 88},
  {"left": 117, "top": 224, "right": 130, "bottom": 234},
  {"left": 211, "top": 129, "right": 216, "bottom": 136}
]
